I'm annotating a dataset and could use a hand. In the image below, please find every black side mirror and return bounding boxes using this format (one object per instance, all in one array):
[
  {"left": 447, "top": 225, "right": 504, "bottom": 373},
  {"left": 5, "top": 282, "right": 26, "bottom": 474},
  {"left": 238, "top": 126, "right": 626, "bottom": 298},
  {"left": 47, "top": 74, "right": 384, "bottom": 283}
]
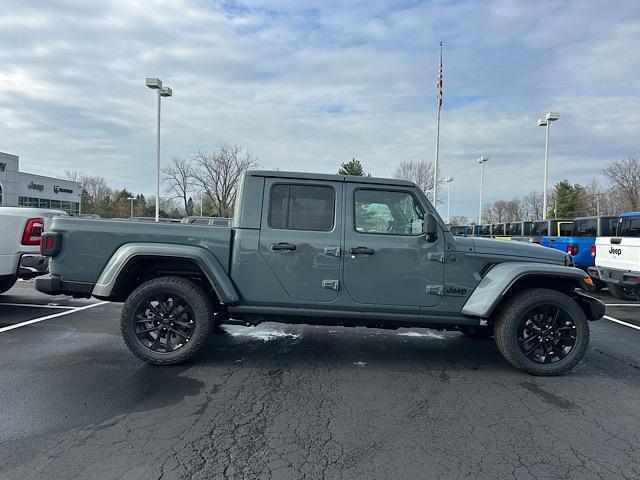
[{"left": 423, "top": 213, "right": 438, "bottom": 242}]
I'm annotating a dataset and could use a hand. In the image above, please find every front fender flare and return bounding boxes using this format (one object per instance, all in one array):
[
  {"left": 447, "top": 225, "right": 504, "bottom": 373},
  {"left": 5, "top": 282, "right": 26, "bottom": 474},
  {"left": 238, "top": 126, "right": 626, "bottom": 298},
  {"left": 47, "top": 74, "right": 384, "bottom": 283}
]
[
  {"left": 461, "top": 262, "right": 592, "bottom": 318},
  {"left": 92, "top": 243, "right": 239, "bottom": 305}
]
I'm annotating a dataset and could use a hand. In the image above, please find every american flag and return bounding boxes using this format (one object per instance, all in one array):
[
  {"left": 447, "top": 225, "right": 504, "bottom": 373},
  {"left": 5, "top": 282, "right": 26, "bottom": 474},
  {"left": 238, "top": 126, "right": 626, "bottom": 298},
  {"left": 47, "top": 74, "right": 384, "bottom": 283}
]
[{"left": 437, "top": 41, "right": 443, "bottom": 108}]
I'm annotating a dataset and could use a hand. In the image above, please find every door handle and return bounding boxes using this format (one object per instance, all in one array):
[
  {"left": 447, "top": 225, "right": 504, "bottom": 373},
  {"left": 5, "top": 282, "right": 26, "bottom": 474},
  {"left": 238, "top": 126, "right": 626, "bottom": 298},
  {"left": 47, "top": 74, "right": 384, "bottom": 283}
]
[
  {"left": 271, "top": 242, "right": 297, "bottom": 251},
  {"left": 349, "top": 246, "right": 375, "bottom": 255}
]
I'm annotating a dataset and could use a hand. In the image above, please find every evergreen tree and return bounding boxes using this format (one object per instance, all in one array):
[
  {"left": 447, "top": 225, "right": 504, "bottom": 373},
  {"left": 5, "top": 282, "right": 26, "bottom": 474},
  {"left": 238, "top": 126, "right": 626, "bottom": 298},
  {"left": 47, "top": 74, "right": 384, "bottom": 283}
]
[{"left": 338, "top": 158, "right": 366, "bottom": 176}]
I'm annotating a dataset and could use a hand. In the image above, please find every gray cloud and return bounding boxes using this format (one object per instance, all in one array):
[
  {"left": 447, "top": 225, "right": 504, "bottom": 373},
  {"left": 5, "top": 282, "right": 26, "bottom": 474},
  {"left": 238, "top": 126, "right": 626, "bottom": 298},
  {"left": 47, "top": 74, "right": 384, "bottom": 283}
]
[{"left": 0, "top": 0, "right": 639, "bottom": 217}]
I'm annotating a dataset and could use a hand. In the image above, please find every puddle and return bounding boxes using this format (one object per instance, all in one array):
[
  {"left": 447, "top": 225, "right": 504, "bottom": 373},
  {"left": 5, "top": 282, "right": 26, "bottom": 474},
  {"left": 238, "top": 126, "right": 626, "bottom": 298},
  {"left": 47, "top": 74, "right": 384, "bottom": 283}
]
[
  {"left": 223, "top": 326, "right": 301, "bottom": 342},
  {"left": 398, "top": 331, "right": 445, "bottom": 340}
]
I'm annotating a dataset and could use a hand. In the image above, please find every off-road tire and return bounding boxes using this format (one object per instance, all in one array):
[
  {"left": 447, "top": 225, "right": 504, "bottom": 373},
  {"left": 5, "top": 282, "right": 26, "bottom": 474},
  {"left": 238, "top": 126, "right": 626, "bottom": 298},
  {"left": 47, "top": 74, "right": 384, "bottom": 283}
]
[
  {"left": 0, "top": 275, "right": 18, "bottom": 295},
  {"left": 121, "top": 276, "right": 214, "bottom": 365},
  {"left": 494, "top": 288, "right": 589, "bottom": 376},
  {"left": 607, "top": 283, "right": 636, "bottom": 301},
  {"left": 459, "top": 325, "right": 493, "bottom": 338}
]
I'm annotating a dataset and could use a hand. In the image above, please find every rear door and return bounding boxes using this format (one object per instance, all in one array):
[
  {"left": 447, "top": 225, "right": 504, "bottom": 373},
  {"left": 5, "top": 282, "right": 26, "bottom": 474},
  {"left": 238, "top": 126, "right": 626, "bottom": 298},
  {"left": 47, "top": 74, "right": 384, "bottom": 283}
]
[
  {"left": 342, "top": 184, "right": 445, "bottom": 309},
  {"left": 258, "top": 179, "right": 343, "bottom": 303}
]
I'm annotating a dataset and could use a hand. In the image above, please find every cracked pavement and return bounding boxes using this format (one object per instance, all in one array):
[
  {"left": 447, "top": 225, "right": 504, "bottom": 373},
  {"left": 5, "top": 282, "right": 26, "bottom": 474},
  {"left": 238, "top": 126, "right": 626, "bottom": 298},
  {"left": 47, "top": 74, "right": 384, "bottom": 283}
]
[{"left": 1, "top": 283, "right": 639, "bottom": 480}]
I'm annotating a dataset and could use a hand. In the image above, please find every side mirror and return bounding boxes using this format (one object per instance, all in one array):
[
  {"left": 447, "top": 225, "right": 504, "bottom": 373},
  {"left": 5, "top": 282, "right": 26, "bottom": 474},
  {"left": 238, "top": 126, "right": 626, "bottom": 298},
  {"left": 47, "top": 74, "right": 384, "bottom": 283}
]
[{"left": 423, "top": 213, "right": 438, "bottom": 242}]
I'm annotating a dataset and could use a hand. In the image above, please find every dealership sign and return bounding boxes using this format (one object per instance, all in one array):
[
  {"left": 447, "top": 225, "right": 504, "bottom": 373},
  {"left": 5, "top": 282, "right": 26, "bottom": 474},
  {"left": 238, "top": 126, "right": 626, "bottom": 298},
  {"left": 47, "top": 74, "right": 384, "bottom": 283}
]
[
  {"left": 54, "top": 185, "right": 73, "bottom": 194},
  {"left": 28, "top": 181, "right": 45, "bottom": 192}
]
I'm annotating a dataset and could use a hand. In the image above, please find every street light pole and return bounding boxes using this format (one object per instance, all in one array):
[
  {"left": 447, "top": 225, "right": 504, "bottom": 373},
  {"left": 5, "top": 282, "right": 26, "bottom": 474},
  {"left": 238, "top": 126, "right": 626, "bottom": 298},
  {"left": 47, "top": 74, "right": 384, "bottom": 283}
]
[
  {"left": 146, "top": 78, "right": 172, "bottom": 222},
  {"left": 200, "top": 191, "right": 204, "bottom": 217},
  {"left": 477, "top": 156, "right": 489, "bottom": 225},
  {"left": 538, "top": 112, "right": 559, "bottom": 219},
  {"left": 127, "top": 196, "right": 135, "bottom": 219},
  {"left": 444, "top": 176, "right": 454, "bottom": 223}
]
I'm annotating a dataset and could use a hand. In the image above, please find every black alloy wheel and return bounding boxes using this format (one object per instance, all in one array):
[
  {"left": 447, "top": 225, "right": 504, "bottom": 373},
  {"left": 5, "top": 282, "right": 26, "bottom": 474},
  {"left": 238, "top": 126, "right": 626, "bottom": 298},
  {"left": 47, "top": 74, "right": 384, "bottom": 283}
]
[
  {"left": 517, "top": 305, "right": 577, "bottom": 364},
  {"left": 134, "top": 293, "right": 196, "bottom": 354}
]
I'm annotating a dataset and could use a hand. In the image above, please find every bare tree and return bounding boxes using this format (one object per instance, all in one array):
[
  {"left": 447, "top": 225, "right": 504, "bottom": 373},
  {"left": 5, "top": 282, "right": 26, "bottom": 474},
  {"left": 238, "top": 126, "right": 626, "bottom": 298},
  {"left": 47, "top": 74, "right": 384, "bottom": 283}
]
[
  {"left": 192, "top": 144, "right": 259, "bottom": 217},
  {"left": 603, "top": 157, "right": 640, "bottom": 211},
  {"left": 521, "top": 191, "right": 543, "bottom": 220},
  {"left": 449, "top": 215, "right": 470, "bottom": 225},
  {"left": 393, "top": 160, "right": 443, "bottom": 204},
  {"left": 162, "top": 156, "right": 195, "bottom": 215}
]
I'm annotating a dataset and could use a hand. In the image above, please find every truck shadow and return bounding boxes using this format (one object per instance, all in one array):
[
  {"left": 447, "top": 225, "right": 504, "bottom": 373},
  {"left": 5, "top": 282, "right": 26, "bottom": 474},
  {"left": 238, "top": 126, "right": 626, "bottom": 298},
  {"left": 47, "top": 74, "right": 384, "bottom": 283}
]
[{"left": 195, "top": 324, "right": 511, "bottom": 374}]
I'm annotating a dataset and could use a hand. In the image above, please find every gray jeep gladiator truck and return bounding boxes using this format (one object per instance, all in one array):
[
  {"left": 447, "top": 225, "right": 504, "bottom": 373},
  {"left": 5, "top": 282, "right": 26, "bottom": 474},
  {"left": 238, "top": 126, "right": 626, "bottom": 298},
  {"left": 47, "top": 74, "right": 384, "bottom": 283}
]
[{"left": 35, "top": 170, "right": 605, "bottom": 375}]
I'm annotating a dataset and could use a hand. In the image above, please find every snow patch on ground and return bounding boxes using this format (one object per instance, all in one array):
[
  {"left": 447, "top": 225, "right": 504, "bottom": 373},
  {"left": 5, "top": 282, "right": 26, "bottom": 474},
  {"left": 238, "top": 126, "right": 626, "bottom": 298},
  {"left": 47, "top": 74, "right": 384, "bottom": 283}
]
[
  {"left": 224, "top": 326, "right": 301, "bottom": 342},
  {"left": 398, "top": 331, "right": 445, "bottom": 340},
  {"left": 353, "top": 361, "right": 367, "bottom": 367}
]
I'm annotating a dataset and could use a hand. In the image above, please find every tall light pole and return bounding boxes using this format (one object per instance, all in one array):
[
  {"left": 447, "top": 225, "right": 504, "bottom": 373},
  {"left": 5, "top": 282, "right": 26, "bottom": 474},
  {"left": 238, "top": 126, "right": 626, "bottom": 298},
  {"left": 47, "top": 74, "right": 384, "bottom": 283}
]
[
  {"left": 477, "top": 155, "right": 489, "bottom": 225},
  {"left": 127, "top": 196, "right": 135, "bottom": 219},
  {"left": 146, "top": 78, "right": 172, "bottom": 222},
  {"left": 444, "top": 176, "right": 454, "bottom": 223},
  {"left": 200, "top": 191, "right": 204, "bottom": 217},
  {"left": 538, "top": 112, "right": 560, "bottom": 219}
]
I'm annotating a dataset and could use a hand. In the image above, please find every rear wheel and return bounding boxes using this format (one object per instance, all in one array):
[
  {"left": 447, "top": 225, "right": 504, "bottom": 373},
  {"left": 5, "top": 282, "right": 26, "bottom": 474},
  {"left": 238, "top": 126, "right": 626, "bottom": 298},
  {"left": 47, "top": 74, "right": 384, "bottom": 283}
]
[
  {"left": 0, "top": 275, "right": 17, "bottom": 295},
  {"left": 607, "top": 283, "right": 636, "bottom": 301},
  {"left": 494, "top": 288, "right": 589, "bottom": 376},
  {"left": 121, "top": 276, "right": 214, "bottom": 365}
]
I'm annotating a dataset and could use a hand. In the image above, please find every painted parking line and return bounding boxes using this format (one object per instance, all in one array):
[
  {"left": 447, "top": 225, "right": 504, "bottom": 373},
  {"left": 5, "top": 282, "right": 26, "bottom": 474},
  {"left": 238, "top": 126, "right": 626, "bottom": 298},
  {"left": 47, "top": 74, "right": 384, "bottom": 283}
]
[
  {"left": 604, "top": 315, "right": 640, "bottom": 332},
  {"left": 0, "top": 301, "right": 109, "bottom": 334},
  {"left": 0, "top": 302, "right": 77, "bottom": 309},
  {"left": 604, "top": 304, "right": 640, "bottom": 307}
]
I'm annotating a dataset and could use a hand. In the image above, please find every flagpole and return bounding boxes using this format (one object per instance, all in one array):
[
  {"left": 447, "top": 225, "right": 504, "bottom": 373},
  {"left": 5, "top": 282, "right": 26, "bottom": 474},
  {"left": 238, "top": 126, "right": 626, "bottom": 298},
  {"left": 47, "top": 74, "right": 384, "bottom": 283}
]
[{"left": 432, "top": 41, "right": 443, "bottom": 208}]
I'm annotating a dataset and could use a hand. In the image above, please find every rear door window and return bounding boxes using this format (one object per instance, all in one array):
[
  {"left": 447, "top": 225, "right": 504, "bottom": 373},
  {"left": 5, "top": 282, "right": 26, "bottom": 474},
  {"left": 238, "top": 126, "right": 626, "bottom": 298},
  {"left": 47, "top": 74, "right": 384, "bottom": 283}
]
[{"left": 269, "top": 184, "right": 335, "bottom": 231}]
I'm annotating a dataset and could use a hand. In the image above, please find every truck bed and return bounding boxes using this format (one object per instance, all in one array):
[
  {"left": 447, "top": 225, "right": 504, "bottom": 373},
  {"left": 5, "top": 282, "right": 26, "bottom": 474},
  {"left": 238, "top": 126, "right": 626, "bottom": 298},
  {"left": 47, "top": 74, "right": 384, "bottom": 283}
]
[{"left": 48, "top": 217, "right": 233, "bottom": 284}]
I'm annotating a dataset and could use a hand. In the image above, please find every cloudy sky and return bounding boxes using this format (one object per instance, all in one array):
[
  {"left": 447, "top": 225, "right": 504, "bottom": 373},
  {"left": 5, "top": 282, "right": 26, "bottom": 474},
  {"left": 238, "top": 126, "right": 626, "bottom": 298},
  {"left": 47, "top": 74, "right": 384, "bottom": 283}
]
[{"left": 1, "top": 0, "right": 639, "bottom": 217}]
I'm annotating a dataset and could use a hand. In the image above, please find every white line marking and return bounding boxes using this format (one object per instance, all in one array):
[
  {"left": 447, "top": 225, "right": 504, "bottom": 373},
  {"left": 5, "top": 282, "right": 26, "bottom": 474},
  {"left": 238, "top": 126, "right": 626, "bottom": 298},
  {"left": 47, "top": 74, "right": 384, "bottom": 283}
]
[
  {"left": 0, "top": 301, "right": 109, "bottom": 334},
  {"left": 605, "top": 304, "right": 640, "bottom": 307},
  {"left": 0, "top": 302, "right": 76, "bottom": 310},
  {"left": 604, "top": 315, "right": 640, "bottom": 332}
]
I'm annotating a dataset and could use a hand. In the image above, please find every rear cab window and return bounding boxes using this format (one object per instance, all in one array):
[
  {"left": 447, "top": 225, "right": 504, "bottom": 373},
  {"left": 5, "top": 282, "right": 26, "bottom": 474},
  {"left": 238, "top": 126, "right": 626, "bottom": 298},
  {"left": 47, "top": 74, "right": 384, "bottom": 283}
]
[
  {"left": 269, "top": 184, "right": 335, "bottom": 231},
  {"left": 617, "top": 214, "right": 640, "bottom": 237},
  {"left": 573, "top": 219, "right": 597, "bottom": 237},
  {"left": 531, "top": 221, "right": 548, "bottom": 236}
]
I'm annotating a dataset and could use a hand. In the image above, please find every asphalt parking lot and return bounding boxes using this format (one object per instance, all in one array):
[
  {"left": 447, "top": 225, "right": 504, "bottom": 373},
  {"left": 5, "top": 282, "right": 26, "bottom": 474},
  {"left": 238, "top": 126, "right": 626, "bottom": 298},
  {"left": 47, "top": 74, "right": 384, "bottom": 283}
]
[{"left": 1, "top": 282, "right": 639, "bottom": 480}]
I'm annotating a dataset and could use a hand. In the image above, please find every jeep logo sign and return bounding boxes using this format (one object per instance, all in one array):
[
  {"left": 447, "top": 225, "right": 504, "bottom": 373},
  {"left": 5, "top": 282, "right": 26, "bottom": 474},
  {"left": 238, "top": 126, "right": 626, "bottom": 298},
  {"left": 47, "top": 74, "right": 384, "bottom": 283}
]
[
  {"left": 609, "top": 247, "right": 622, "bottom": 256},
  {"left": 28, "top": 181, "right": 45, "bottom": 192}
]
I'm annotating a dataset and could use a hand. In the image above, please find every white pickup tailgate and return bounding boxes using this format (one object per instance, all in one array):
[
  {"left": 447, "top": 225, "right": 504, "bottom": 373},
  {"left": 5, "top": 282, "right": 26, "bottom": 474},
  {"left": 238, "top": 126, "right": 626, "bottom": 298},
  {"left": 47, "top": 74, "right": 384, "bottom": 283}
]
[{"left": 595, "top": 236, "right": 640, "bottom": 271}]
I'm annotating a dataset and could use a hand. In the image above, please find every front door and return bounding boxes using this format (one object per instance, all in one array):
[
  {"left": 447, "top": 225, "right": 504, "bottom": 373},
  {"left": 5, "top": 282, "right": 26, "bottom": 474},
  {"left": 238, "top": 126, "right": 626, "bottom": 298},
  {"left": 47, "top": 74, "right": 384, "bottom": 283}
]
[
  {"left": 342, "top": 185, "right": 445, "bottom": 309},
  {"left": 259, "top": 178, "right": 343, "bottom": 303}
]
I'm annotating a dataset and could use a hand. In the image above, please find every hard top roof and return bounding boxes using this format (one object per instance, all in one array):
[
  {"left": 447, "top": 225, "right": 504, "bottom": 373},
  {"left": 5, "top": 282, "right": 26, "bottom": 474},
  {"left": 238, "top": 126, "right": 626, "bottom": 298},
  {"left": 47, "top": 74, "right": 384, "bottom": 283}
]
[
  {"left": 619, "top": 211, "right": 640, "bottom": 217},
  {"left": 245, "top": 170, "right": 415, "bottom": 187}
]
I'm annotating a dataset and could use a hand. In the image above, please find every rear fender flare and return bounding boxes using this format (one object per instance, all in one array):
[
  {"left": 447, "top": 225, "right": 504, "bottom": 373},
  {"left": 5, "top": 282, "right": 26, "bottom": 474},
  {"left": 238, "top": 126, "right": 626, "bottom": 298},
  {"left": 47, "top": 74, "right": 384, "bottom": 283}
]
[
  {"left": 462, "top": 262, "right": 593, "bottom": 319},
  {"left": 92, "top": 243, "right": 239, "bottom": 304}
]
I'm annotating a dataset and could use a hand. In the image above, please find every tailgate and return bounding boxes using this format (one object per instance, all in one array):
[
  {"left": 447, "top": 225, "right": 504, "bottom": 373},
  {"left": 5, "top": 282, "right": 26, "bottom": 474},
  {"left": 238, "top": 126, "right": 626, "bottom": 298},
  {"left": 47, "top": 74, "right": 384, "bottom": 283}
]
[{"left": 595, "top": 237, "right": 640, "bottom": 270}]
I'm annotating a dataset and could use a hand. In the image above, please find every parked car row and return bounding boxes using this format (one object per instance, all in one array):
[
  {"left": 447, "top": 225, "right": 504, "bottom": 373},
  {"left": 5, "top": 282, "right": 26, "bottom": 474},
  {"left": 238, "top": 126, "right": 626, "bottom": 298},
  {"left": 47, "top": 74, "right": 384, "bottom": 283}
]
[{"left": 448, "top": 213, "right": 640, "bottom": 300}]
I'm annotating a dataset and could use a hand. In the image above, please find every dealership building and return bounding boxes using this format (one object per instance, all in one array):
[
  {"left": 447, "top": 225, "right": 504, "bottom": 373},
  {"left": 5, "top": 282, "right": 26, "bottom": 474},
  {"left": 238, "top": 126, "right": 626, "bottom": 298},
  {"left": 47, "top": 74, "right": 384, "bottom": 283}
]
[{"left": 0, "top": 152, "right": 81, "bottom": 214}]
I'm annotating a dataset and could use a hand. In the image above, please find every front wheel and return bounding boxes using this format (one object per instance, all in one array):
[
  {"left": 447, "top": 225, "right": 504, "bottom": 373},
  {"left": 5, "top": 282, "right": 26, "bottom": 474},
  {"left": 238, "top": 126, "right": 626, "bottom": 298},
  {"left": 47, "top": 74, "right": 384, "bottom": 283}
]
[
  {"left": 494, "top": 289, "right": 589, "bottom": 376},
  {"left": 121, "top": 276, "right": 214, "bottom": 365}
]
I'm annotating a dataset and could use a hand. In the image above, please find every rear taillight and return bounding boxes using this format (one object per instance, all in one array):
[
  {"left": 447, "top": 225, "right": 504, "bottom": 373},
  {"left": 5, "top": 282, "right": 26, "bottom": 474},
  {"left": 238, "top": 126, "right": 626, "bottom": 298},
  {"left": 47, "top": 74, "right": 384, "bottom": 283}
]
[
  {"left": 566, "top": 244, "right": 578, "bottom": 255},
  {"left": 590, "top": 244, "right": 596, "bottom": 257},
  {"left": 21, "top": 217, "right": 44, "bottom": 246},
  {"left": 40, "top": 232, "right": 61, "bottom": 257}
]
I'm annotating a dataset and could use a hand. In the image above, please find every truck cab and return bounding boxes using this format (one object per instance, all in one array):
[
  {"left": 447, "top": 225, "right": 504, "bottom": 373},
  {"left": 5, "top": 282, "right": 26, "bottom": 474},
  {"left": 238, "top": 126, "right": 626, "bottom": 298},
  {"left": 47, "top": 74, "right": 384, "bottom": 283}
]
[{"left": 531, "top": 219, "right": 573, "bottom": 244}]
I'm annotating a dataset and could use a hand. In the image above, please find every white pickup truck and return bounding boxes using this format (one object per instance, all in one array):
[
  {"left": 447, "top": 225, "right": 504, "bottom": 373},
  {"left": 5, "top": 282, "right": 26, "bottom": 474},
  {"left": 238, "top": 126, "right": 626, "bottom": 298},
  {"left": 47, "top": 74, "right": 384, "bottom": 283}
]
[
  {"left": 591, "top": 211, "right": 640, "bottom": 300},
  {"left": 0, "top": 207, "right": 66, "bottom": 294}
]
